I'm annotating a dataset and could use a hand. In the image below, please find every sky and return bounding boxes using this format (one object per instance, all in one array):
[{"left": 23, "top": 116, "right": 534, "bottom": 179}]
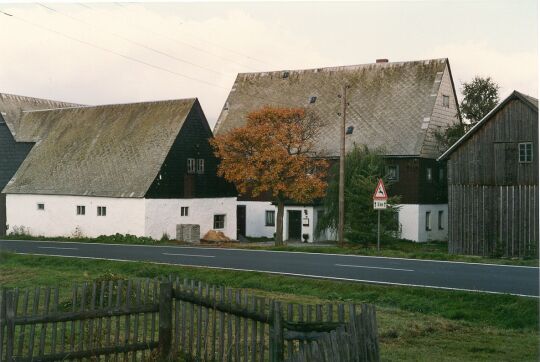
[{"left": 0, "top": 0, "right": 537, "bottom": 128}]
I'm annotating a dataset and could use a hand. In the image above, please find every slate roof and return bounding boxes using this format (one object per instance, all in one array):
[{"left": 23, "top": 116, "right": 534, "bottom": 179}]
[
  {"left": 3, "top": 99, "right": 197, "bottom": 198},
  {"left": 214, "top": 58, "right": 454, "bottom": 158},
  {"left": 438, "top": 90, "right": 539, "bottom": 161},
  {"left": 0, "top": 92, "right": 80, "bottom": 137}
]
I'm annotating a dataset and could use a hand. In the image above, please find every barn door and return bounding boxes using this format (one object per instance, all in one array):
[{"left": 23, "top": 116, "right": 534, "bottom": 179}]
[{"left": 494, "top": 142, "right": 517, "bottom": 185}]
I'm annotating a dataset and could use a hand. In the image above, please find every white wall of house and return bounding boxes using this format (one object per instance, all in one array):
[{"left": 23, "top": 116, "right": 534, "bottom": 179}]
[
  {"left": 283, "top": 205, "right": 316, "bottom": 243},
  {"left": 398, "top": 203, "right": 448, "bottom": 242},
  {"left": 5, "top": 194, "right": 146, "bottom": 237},
  {"left": 238, "top": 201, "right": 275, "bottom": 238},
  {"left": 145, "top": 197, "right": 237, "bottom": 241}
]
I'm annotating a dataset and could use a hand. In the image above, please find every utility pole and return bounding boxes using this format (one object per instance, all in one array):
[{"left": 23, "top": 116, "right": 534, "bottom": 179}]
[{"left": 338, "top": 85, "right": 348, "bottom": 247}]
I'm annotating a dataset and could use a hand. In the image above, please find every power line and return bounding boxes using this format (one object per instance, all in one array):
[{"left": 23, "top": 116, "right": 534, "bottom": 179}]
[
  {"left": 0, "top": 9, "right": 229, "bottom": 90},
  {"left": 84, "top": 2, "right": 263, "bottom": 72},
  {"left": 38, "top": 3, "right": 222, "bottom": 76}
]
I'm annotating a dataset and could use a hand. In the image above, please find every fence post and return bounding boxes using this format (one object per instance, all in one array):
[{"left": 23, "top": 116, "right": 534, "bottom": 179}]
[
  {"left": 269, "top": 301, "right": 284, "bottom": 362},
  {"left": 5, "top": 291, "right": 15, "bottom": 361},
  {"left": 158, "top": 282, "right": 172, "bottom": 360}
]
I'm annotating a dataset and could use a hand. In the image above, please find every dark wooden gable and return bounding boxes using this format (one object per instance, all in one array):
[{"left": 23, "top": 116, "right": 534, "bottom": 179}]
[
  {"left": 145, "top": 100, "right": 236, "bottom": 199},
  {"left": 447, "top": 97, "right": 538, "bottom": 187}
]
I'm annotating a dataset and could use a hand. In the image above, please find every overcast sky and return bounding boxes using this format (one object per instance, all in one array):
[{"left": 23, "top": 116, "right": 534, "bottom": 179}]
[{"left": 0, "top": 0, "right": 537, "bottom": 127}]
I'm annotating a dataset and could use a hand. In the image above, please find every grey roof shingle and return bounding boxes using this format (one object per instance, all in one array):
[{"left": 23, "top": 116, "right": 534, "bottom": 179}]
[
  {"left": 214, "top": 59, "right": 451, "bottom": 157},
  {"left": 3, "top": 99, "right": 197, "bottom": 198},
  {"left": 0, "top": 93, "right": 80, "bottom": 137}
]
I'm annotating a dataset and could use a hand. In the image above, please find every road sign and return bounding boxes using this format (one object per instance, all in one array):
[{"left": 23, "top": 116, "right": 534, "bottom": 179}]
[
  {"left": 373, "top": 179, "right": 388, "bottom": 200},
  {"left": 373, "top": 200, "right": 387, "bottom": 210}
]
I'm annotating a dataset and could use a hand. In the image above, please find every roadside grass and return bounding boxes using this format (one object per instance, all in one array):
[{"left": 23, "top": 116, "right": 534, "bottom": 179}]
[
  {"left": 0, "top": 252, "right": 538, "bottom": 361},
  {"left": 3, "top": 233, "right": 538, "bottom": 266}
]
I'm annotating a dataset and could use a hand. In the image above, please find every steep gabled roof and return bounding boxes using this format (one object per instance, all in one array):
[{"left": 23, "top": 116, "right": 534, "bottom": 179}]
[
  {"left": 438, "top": 90, "right": 539, "bottom": 161},
  {"left": 0, "top": 92, "right": 81, "bottom": 137},
  {"left": 214, "top": 58, "right": 454, "bottom": 157},
  {"left": 3, "top": 98, "right": 198, "bottom": 198}
]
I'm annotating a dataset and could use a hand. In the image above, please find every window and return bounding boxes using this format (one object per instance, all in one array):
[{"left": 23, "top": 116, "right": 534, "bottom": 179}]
[
  {"left": 519, "top": 142, "right": 533, "bottom": 163},
  {"left": 426, "top": 167, "right": 433, "bottom": 182},
  {"left": 97, "top": 206, "right": 107, "bottom": 217},
  {"left": 442, "top": 95, "right": 450, "bottom": 108},
  {"left": 386, "top": 165, "right": 399, "bottom": 181},
  {"left": 181, "top": 207, "right": 189, "bottom": 217},
  {"left": 187, "top": 158, "right": 196, "bottom": 173},
  {"left": 265, "top": 210, "right": 275, "bottom": 226},
  {"left": 197, "top": 159, "right": 205, "bottom": 174},
  {"left": 425, "top": 211, "right": 432, "bottom": 231},
  {"left": 37, "top": 203, "right": 45, "bottom": 211},
  {"left": 438, "top": 210, "right": 444, "bottom": 230},
  {"left": 309, "top": 96, "right": 317, "bottom": 104},
  {"left": 76, "top": 205, "right": 85, "bottom": 215},
  {"left": 214, "top": 214, "right": 225, "bottom": 229},
  {"left": 438, "top": 168, "right": 445, "bottom": 182}
]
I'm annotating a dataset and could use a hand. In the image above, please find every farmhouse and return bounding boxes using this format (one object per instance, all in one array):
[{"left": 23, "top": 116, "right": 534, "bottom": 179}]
[
  {"left": 0, "top": 93, "right": 78, "bottom": 236},
  {"left": 438, "top": 91, "right": 538, "bottom": 257},
  {"left": 2, "top": 98, "right": 237, "bottom": 240},
  {"left": 215, "top": 58, "right": 460, "bottom": 242}
]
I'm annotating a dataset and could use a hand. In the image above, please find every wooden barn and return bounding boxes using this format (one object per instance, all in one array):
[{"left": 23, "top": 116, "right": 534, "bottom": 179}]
[{"left": 438, "top": 91, "right": 538, "bottom": 257}]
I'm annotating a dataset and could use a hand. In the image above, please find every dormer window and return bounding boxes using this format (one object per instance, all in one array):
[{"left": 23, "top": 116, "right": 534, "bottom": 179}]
[{"left": 282, "top": 71, "right": 289, "bottom": 79}]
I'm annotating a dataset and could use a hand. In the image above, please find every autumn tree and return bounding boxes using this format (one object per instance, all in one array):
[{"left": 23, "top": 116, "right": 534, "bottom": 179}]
[{"left": 211, "top": 107, "right": 328, "bottom": 246}]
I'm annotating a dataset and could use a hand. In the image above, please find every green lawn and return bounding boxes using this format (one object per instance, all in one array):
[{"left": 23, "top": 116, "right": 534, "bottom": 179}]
[
  {"left": 3, "top": 233, "right": 538, "bottom": 266},
  {"left": 0, "top": 253, "right": 538, "bottom": 361}
]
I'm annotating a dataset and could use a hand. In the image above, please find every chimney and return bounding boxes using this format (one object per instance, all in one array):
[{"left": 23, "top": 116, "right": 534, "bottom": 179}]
[{"left": 376, "top": 59, "right": 389, "bottom": 63}]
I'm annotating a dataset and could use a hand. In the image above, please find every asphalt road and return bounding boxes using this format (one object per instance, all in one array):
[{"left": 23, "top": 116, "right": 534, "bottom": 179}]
[{"left": 1, "top": 239, "right": 538, "bottom": 297}]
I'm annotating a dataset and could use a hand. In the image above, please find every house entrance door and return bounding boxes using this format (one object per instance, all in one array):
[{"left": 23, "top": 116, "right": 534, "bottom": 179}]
[{"left": 287, "top": 210, "right": 302, "bottom": 241}]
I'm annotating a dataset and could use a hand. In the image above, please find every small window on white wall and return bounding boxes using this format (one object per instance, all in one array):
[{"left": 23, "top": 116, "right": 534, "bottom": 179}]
[
  {"left": 265, "top": 211, "right": 275, "bottom": 226},
  {"left": 97, "top": 206, "right": 107, "bottom": 216},
  {"left": 76, "top": 205, "right": 86, "bottom": 215},
  {"left": 37, "top": 203, "right": 45, "bottom": 211},
  {"left": 181, "top": 207, "right": 189, "bottom": 216},
  {"left": 214, "top": 214, "right": 225, "bottom": 229},
  {"left": 438, "top": 210, "right": 444, "bottom": 230},
  {"left": 425, "top": 211, "right": 432, "bottom": 231}
]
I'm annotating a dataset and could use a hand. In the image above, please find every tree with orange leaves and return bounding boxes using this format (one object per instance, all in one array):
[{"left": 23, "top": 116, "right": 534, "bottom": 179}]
[{"left": 211, "top": 107, "right": 329, "bottom": 246}]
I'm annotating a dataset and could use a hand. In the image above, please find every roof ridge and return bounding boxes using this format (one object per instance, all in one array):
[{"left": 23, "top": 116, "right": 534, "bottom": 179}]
[
  {"left": 22, "top": 98, "right": 198, "bottom": 114},
  {"left": 237, "top": 58, "right": 448, "bottom": 76}
]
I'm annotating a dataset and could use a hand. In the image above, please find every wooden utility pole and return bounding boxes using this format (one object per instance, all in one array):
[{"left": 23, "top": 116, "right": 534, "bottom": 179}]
[{"left": 338, "top": 85, "right": 348, "bottom": 246}]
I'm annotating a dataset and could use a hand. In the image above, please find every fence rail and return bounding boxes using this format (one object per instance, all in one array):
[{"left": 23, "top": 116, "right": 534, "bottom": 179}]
[{"left": 0, "top": 277, "right": 379, "bottom": 361}]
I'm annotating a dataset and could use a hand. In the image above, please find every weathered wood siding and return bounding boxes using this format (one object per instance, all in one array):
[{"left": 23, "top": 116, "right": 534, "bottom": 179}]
[{"left": 447, "top": 98, "right": 539, "bottom": 257}]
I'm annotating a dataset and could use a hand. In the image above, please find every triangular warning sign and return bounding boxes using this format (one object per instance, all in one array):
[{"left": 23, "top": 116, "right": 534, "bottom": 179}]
[{"left": 373, "top": 179, "right": 388, "bottom": 200}]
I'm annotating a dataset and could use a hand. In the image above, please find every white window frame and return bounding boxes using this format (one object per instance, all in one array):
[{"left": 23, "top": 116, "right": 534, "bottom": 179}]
[
  {"left": 265, "top": 210, "right": 275, "bottom": 227},
  {"left": 386, "top": 165, "right": 399, "bottom": 181},
  {"left": 76, "top": 205, "right": 86, "bottom": 215},
  {"left": 197, "top": 159, "right": 205, "bottom": 174},
  {"left": 181, "top": 206, "right": 189, "bottom": 217},
  {"left": 438, "top": 210, "right": 444, "bottom": 230},
  {"left": 214, "top": 214, "right": 225, "bottom": 229},
  {"left": 425, "top": 211, "right": 432, "bottom": 231},
  {"left": 518, "top": 142, "right": 533, "bottom": 163},
  {"left": 97, "top": 206, "right": 107, "bottom": 217},
  {"left": 187, "top": 158, "right": 196, "bottom": 174}
]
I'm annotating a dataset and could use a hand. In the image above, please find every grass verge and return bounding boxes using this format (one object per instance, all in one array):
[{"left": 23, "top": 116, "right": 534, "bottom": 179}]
[{"left": 0, "top": 253, "right": 538, "bottom": 361}]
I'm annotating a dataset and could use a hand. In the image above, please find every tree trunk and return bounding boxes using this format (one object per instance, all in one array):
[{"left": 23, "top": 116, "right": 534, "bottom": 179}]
[{"left": 275, "top": 199, "right": 285, "bottom": 246}]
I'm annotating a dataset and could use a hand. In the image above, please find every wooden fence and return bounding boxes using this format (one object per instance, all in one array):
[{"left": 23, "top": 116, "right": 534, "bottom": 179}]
[{"left": 0, "top": 277, "right": 379, "bottom": 361}]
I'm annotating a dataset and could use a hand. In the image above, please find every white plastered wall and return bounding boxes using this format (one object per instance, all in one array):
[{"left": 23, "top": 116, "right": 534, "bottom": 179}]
[
  {"left": 283, "top": 205, "right": 316, "bottom": 243},
  {"left": 238, "top": 201, "right": 275, "bottom": 238},
  {"left": 398, "top": 204, "right": 448, "bottom": 242},
  {"left": 5, "top": 194, "right": 146, "bottom": 237},
  {"left": 145, "top": 197, "right": 237, "bottom": 240}
]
